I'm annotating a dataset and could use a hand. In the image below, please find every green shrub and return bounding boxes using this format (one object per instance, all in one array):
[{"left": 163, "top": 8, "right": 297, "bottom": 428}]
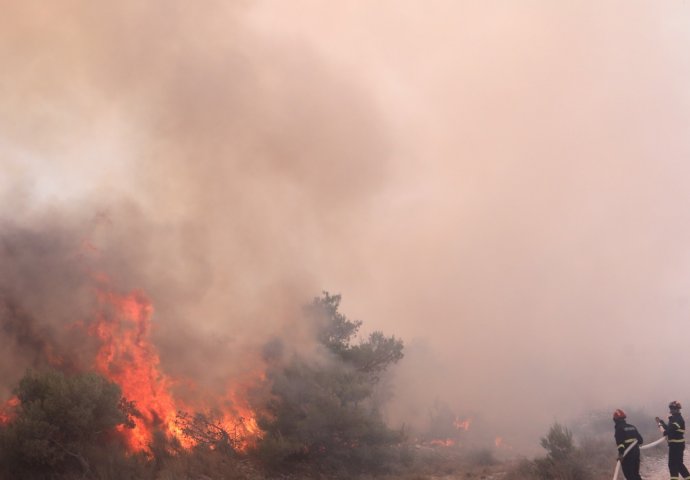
[
  {"left": 254, "top": 293, "right": 404, "bottom": 477},
  {"left": 0, "top": 369, "right": 135, "bottom": 479},
  {"left": 504, "top": 422, "right": 594, "bottom": 480}
]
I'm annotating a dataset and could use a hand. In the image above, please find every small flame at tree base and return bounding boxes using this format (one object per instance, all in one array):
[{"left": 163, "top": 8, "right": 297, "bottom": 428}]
[
  {"left": 429, "top": 438, "right": 457, "bottom": 447},
  {"left": 0, "top": 396, "right": 19, "bottom": 425},
  {"left": 454, "top": 416, "right": 472, "bottom": 431},
  {"left": 494, "top": 436, "right": 512, "bottom": 449}
]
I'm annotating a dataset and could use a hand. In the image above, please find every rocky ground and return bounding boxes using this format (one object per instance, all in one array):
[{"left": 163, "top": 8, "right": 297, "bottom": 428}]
[
  {"left": 639, "top": 449, "right": 671, "bottom": 480},
  {"left": 422, "top": 447, "right": 670, "bottom": 480}
]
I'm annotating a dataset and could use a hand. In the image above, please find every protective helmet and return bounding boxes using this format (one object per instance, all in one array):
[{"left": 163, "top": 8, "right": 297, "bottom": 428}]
[
  {"left": 613, "top": 409, "right": 627, "bottom": 420},
  {"left": 669, "top": 401, "right": 682, "bottom": 411}
]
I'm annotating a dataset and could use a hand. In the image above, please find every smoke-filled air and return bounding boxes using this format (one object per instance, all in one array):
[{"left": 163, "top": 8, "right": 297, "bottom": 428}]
[{"left": 2, "top": 1, "right": 690, "bottom": 479}]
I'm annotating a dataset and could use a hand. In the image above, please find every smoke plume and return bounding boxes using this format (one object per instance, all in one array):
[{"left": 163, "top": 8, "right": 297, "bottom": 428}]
[{"left": 3, "top": 0, "right": 690, "bottom": 453}]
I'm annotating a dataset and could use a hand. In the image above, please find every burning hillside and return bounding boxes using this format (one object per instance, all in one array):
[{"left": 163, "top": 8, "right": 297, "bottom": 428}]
[
  {"left": 0, "top": 221, "right": 269, "bottom": 454},
  {"left": 1, "top": 275, "right": 263, "bottom": 453},
  {"left": 0, "top": 220, "right": 407, "bottom": 477}
]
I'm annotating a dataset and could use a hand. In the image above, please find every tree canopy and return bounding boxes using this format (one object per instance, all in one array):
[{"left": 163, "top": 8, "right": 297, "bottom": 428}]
[
  {"left": 0, "top": 369, "right": 134, "bottom": 478},
  {"left": 255, "top": 292, "right": 405, "bottom": 476}
]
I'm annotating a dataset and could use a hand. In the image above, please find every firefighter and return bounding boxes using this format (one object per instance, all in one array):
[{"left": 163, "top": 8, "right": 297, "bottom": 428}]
[
  {"left": 656, "top": 401, "right": 689, "bottom": 480},
  {"left": 614, "top": 409, "right": 643, "bottom": 480}
]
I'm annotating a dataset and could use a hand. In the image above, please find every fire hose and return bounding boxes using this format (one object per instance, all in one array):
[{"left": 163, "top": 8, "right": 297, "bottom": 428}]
[
  {"left": 611, "top": 439, "right": 638, "bottom": 480},
  {"left": 611, "top": 426, "right": 669, "bottom": 480}
]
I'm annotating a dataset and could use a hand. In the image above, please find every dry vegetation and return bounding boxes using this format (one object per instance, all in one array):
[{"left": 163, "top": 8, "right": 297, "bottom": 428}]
[{"left": 0, "top": 295, "right": 663, "bottom": 480}]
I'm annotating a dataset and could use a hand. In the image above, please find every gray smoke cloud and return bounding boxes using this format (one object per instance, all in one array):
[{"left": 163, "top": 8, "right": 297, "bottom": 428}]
[{"left": 2, "top": 0, "right": 690, "bottom": 453}]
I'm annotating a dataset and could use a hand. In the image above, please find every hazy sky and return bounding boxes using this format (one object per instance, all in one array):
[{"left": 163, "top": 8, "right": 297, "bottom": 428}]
[{"left": 2, "top": 0, "right": 690, "bottom": 451}]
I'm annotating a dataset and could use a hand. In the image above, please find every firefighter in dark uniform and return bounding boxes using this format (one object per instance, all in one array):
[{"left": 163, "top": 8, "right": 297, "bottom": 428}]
[
  {"left": 656, "top": 401, "right": 690, "bottom": 480},
  {"left": 614, "top": 409, "right": 643, "bottom": 480}
]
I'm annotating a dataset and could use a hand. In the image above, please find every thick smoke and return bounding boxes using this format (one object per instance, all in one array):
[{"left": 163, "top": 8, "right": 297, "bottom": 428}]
[
  {"left": 0, "top": 0, "right": 390, "bottom": 392},
  {"left": 3, "top": 0, "right": 690, "bottom": 454}
]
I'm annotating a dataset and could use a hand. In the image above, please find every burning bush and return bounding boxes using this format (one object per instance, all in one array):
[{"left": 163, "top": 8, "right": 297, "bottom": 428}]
[
  {"left": 0, "top": 222, "right": 411, "bottom": 478},
  {"left": 0, "top": 292, "right": 410, "bottom": 479}
]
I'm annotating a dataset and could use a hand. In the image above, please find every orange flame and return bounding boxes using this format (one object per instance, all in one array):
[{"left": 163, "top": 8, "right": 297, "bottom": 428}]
[
  {"left": 217, "top": 381, "right": 264, "bottom": 448},
  {"left": 494, "top": 436, "right": 512, "bottom": 449},
  {"left": 90, "top": 284, "right": 262, "bottom": 452},
  {"left": 91, "top": 288, "right": 181, "bottom": 450},
  {"left": 429, "top": 438, "right": 456, "bottom": 447},
  {"left": 0, "top": 396, "right": 19, "bottom": 425},
  {"left": 454, "top": 416, "right": 472, "bottom": 431}
]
